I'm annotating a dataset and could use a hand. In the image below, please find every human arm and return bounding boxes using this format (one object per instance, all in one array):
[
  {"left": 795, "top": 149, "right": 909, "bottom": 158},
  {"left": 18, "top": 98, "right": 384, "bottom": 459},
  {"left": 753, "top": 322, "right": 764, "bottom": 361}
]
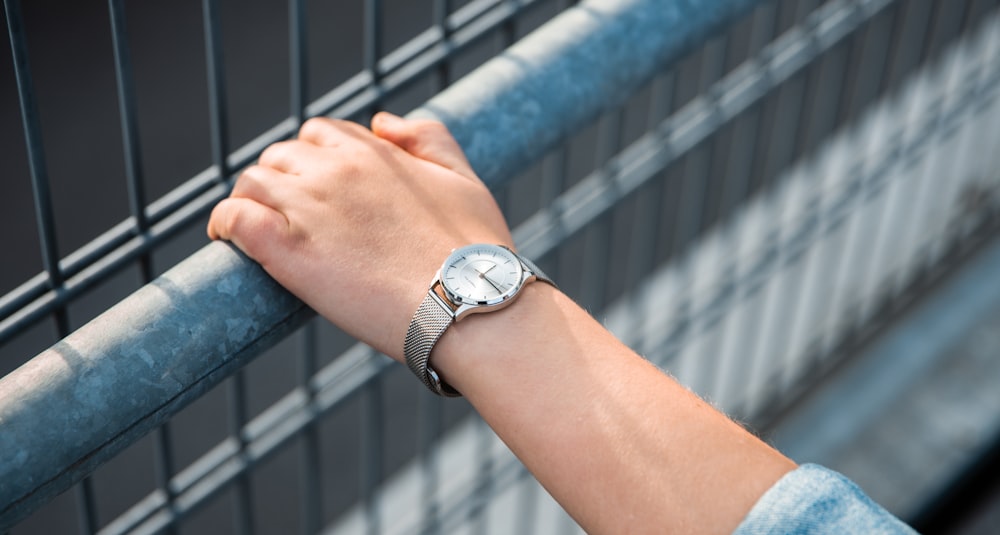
[{"left": 207, "top": 113, "right": 796, "bottom": 533}]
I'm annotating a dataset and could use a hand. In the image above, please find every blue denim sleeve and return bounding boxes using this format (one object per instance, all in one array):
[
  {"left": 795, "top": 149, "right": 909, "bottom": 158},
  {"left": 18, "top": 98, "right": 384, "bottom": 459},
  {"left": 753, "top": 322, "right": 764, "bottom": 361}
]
[{"left": 733, "top": 464, "right": 918, "bottom": 534}]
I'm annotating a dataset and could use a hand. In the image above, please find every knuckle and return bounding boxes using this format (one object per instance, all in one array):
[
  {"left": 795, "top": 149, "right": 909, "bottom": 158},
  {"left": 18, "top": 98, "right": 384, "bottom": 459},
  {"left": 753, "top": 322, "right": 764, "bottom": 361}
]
[
  {"left": 258, "top": 142, "right": 289, "bottom": 166},
  {"left": 299, "top": 117, "right": 366, "bottom": 143},
  {"left": 299, "top": 117, "right": 334, "bottom": 140},
  {"left": 231, "top": 166, "right": 264, "bottom": 196}
]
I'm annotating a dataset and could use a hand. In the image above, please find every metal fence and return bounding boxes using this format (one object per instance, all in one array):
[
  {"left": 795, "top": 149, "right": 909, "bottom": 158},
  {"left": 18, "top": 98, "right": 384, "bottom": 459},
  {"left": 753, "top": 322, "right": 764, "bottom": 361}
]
[{"left": 2, "top": 0, "right": 1000, "bottom": 533}]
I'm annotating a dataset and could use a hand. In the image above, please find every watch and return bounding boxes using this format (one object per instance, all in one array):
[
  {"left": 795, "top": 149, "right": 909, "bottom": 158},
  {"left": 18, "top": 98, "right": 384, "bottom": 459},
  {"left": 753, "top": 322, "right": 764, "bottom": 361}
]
[{"left": 403, "top": 243, "right": 554, "bottom": 397}]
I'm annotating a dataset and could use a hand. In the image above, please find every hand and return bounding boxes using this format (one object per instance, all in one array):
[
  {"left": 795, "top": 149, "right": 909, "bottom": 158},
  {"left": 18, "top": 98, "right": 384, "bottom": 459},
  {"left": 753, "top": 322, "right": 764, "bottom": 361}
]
[{"left": 207, "top": 113, "right": 513, "bottom": 360}]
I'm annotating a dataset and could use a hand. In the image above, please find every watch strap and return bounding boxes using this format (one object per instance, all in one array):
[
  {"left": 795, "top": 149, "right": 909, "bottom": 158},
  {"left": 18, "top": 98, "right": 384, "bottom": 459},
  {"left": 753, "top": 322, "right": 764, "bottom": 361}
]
[
  {"left": 519, "top": 254, "right": 553, "bottom": 287},
  {"left": 404, "top": 291, "right": 462, "bottom": 396}
]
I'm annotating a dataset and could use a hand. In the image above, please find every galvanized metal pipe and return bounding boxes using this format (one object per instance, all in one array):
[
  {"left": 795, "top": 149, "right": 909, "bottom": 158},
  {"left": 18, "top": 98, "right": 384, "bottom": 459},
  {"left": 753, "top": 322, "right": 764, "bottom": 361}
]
[
  {"left": 0, "top": 243, "right": 311, "bottom": 529},
  {"left": 0, "top": 0, "right": 764, "bottom": 528}
]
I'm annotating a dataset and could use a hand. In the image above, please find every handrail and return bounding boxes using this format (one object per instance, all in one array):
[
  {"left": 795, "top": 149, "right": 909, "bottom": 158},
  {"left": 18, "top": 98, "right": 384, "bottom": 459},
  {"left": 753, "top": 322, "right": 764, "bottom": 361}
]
[{"left": 0, "top": 0, "right": 764, "bottom": 528}]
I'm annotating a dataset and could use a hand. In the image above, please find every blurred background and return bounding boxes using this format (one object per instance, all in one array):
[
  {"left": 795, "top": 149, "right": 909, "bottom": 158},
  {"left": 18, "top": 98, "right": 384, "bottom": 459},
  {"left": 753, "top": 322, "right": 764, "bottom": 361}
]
[{"left": 1, "top": 0, "right": 999, "bottom": 533}]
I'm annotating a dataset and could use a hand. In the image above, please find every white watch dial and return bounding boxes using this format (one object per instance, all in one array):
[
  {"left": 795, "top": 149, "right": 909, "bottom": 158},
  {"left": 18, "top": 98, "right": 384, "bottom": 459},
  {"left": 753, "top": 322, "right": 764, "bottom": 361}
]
[{"left": 440, "top": 244, "right": 524, "bottom": 305}]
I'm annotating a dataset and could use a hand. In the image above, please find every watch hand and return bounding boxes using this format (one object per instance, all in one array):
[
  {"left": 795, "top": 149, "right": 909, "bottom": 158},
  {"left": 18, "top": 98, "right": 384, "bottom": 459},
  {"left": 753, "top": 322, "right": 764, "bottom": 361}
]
[{"left": 479, "top": 272, "right": 503, "bottom": 292}]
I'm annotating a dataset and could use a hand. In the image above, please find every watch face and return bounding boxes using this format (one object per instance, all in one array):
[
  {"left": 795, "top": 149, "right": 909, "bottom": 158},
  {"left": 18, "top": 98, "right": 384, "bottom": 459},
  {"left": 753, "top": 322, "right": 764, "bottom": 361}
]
[{"left": 440, "top": 244, "right": 524, "bottom": 306}]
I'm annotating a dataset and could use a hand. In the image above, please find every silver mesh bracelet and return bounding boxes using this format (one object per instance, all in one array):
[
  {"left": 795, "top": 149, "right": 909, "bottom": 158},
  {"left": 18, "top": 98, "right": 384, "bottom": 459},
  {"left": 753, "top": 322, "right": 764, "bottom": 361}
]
[{"left": 403, "top": 293, "right": 461, "bottom": 397}]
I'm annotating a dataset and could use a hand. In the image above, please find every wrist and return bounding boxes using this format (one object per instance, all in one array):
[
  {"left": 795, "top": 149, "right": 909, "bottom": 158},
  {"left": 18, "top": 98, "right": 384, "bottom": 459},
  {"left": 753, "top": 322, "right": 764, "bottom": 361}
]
[{"left": 428, "top": 282, "right": 599, "bottom": 400}]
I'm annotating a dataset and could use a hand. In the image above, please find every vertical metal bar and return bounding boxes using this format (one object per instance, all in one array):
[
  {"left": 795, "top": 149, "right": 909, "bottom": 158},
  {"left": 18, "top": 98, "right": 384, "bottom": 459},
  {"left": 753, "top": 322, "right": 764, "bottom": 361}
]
[
  {"left": 228, "top": 373, "right": 255, "bottom": 535},
  {"left": 667, "top": 33, "right": 729, "bottom": 394},
  {"left": 516, "top": 475, "right": 539, "bottom": 535},
  {"left": 884, "top": 0, "right": 940, "bottom": 96},
  {"left": 893, "top": 3, "right": 953, "bottom": 280},
  {"left": 107, "top": 0, "right": 150, "bottom": 269},
  {"left": 620, "top": 73, "right": 675, "bottom": 362},
  {"left": 472, "top": 418, "right": 494, "bottom": 532},
  {"left": 364, "top": 0, "right": 381, "bottom": 84},
  {"left": 364, "top": 0, "right": 383, "bottom": 118},
  {"left": 205, "top": 1, "right": 249, "bottom": 527},
  {"left": 828, "top": 0, "right": 920, "bottom": 340},
  {"left": 784, "top": 34, "right": 859, "bottom": 350},
  {"left": 290, "top": 0, "right": 308, "bottom": 126},
  {"left": 360, "top": 372, "right": 383, "bottom": 535},
  {"left": 580, "top": 109, "right": 622, "bottom": 311},
  {"left": 856, "top": 0, "right": 963, "bottom": 328},
  {"left": 623, "top": 71, "right": 677, "bottom": 301},
  {"left": 558, "top": 510, "right": 580, "bottom": 535},
  {"left": 787, "top": 2, "right": 821, "bottom": 163},
  {"left": 537, "top": 145, "right": 569, "bottom": 277},
  {"left": 298, "top": 321, "right": 321, "bottom": 535},
  {"left": 501, "top": 0, "right": 517, "bottom": 46},
  {"left": 149, "top": 426, "right": 178, "bottom": 534},
  {"left": 706, "top": 1, "right": 781, "bottom": 411},
  {"left": 434, "top": 0, "right": 451, "bottom": 88},
  {"left": 707, "top": 108, "right": 765, "bottom": 411},
  {"left": 745, "top": 10, "right": 831, "bottom": 396},
  {"left": 770, "top": 19, "right": 855, "bottom": 394},
  {"left": 74, "top": 478, "right": 98, "bottom": 535},
  {"left": 744, "top": 1, "right": 786, "bottom": 195},
  {"left": 418, "top": 392, "right": 442, "bottom": 533},
  {"left": 202, "top": 0, "right": 231, "bottom": 178},
  {"left": 798, "top": 27, "right": 851, "bottom": 162},
  {"left": 493, "top": 0, "right": 520, "bottom": 216},
  {"left": 108, "top": 8, "right": 180, "bottom": 529},
  {"left": 3, "top": 0, "right": 69, "bottom": 336},
  {"left": 739, "top": 70, "right": 816, "bottom": 405},
  {"left": 815, "top": 1, "right": 910, "bottom": 361},
  {"left": 3, "top": 1, "right": 93, "bottom": 530},
  {"left": 837, "top": 1, "right": 903, "bottom": 128}
]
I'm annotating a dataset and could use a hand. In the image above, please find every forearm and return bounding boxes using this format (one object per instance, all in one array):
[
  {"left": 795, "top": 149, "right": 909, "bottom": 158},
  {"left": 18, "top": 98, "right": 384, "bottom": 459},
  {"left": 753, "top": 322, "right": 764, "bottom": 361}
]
[
  {"left": 207, "top": 115, "right": 796, "bottom": 533},
  {"left": 433, "top": 283, "right": 796, "bottom": 534}
]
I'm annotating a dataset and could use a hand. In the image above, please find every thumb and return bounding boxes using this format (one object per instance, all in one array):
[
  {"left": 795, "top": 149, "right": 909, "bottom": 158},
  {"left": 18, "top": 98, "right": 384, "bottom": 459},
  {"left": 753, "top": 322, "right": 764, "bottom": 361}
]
[{"left": 371, "top": 111, "right": 479, "bottom": 181}]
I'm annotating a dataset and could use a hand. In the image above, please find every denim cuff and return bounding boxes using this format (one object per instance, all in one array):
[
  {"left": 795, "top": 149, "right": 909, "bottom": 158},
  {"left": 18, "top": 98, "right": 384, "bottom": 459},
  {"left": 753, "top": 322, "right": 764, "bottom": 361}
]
[{"left": 733, "top": 464, "right": 918, "bottom": 534}]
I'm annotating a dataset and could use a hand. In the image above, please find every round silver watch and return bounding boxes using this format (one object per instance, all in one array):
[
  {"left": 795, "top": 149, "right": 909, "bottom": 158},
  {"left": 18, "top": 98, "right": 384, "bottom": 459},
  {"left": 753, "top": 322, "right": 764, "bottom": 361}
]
[{"left": 403, "top": 243, "right": 554, "bottom": 397}]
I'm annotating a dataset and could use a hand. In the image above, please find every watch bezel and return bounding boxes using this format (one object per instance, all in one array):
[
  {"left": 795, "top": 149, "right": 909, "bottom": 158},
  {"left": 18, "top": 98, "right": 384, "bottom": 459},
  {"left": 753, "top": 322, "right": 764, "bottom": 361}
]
[{"left": 439, "top": 244, "right": 526, "bottom": 308}]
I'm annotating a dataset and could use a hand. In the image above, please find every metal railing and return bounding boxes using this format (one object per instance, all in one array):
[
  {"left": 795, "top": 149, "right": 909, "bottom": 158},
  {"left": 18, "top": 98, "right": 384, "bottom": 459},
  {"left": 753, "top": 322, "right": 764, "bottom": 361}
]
[{"left": 2, "top": 0, "right": 999, "bottom": 533}]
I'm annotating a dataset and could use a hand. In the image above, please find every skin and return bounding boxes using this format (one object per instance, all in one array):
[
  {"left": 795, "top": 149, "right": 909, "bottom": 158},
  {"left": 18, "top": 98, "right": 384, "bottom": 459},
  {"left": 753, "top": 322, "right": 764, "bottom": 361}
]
[{"left": 208, "top": 113, "right": 796, "bottom": 534}]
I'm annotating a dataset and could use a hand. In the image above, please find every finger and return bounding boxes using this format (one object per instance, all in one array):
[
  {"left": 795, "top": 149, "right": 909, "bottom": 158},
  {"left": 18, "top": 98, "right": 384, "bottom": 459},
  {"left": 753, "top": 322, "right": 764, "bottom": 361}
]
[
  {"left": 207, "top": 197, "right": 291, "bottom": 265},
  {"left": 371, "top": 112, "right": 479, "bottom": 182},
  {"left": 230, "top": 164, "right": 294, "bottom": 210}
]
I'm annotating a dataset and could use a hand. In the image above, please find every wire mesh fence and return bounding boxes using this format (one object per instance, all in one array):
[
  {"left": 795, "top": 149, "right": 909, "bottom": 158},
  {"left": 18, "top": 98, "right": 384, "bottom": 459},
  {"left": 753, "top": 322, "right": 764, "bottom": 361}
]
[{"left": 2, "top": 0, "right": 999, "bottom": 533}]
